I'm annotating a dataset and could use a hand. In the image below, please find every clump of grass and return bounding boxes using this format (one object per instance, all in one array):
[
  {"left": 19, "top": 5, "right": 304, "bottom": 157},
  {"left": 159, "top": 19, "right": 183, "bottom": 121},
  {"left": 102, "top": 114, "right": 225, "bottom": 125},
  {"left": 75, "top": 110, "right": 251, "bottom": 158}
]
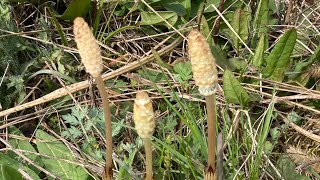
[
  {"left": 188, "top": 28, "right": 219, "bottom": 179},
  {"left": 133, "top": 91, "right": 156, "bottom": 180},
  {"left": 73, "top": 17, "right": 113, "bottom": 180}
]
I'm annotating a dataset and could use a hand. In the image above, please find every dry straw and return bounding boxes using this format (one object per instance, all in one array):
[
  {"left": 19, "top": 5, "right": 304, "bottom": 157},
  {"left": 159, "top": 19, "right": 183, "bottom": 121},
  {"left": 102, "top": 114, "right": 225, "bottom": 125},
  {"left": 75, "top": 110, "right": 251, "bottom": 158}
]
[
  {"left": 188, "top": 28, "right": 218, "bottom": 180},
  {"left": 73, "top": 17, "right": 113, "bottom": 180},
  {"left": 133, "top": 91, "right": 155, "bottom": 180}
]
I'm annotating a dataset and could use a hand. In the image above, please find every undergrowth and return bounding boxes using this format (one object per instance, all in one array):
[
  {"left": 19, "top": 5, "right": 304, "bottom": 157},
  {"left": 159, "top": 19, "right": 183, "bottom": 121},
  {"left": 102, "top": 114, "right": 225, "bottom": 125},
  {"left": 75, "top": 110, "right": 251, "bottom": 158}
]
[{"left": 0, "top": 0, "right": 319, "bottom": 179}]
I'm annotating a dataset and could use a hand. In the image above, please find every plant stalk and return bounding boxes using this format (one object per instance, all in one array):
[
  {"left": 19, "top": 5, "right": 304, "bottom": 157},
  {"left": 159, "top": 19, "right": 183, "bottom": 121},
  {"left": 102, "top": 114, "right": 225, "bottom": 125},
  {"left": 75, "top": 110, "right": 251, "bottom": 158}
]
[
  {"left": 95, "top": 76, "right": 113, "bottom": 179},
  {"left": 144, "top": 138, "right": 153, "bottom": 180},
  {"left": 205, "top": 94, "right": 216, "bottom": 172}
]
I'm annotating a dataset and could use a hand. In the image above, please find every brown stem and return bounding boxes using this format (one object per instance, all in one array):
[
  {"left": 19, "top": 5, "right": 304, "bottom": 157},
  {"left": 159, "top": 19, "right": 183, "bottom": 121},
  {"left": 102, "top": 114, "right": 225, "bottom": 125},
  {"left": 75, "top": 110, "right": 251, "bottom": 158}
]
[
  {"left": 214, "top": 0, "right": 224, "bottom": 43},
  {"left": 285, "top": 0, "right": 293, "bottom": 24},
  {"left": 95, "top": 75, "right": 113, "bottom": 180},
  {"left": 217, "top": 133, "right": 223, "bottom": 180},
  {"left": 205, "top": 94, "right": 216, "bottom": 172},
  {"left": 196, "top": 0, "right": 207, "bottom": 29},
  {"left": 144, "top": 138, "right": 153, "bottom": 180}
]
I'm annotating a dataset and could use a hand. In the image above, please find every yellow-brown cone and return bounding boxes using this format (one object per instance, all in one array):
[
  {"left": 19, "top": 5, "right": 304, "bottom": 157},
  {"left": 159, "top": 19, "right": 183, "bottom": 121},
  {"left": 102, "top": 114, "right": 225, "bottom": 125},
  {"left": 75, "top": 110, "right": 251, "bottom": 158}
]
[
  {"left": 73, "top": 17, "right": 103, "bottom": 78},
  {"left": 188, "top": 29, "right": 218, "bottom": 96},
  {"left": 133, "top": 91, "right": 155, "bottom": 139}
]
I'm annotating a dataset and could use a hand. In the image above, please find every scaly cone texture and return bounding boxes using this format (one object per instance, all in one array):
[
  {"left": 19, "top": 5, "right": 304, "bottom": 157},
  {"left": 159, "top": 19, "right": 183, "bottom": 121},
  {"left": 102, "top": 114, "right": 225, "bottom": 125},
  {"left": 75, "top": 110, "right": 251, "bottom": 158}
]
[
  {"left": 133, "top": 91, "right": 155, "bottom": 139},
  {"left": 188, "top": 29, "right": 218, "bottom": 96},
  {"left": 73, "top": 17, "right": 103, "bottom": 78},
  {"left": 74, "top": 17, "right": 113, "bottom": 179}
]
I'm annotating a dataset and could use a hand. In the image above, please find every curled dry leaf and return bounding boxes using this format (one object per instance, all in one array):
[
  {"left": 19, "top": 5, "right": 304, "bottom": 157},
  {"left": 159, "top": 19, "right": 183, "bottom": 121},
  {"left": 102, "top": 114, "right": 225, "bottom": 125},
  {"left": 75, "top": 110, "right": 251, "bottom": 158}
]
[
  {"left": 308, "top": 64, "right": 320, "bottom": 78},
  {"left": 287, "top": 145, "right": 320, "bottom": 173}
]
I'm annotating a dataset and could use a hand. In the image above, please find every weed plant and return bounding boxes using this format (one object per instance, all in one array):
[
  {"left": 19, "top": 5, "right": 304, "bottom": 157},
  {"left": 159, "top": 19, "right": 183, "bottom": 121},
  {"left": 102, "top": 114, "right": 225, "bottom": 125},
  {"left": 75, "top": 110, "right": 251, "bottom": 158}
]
[{"left": 0, "top": 0, "right": 319, "bottom": 180}]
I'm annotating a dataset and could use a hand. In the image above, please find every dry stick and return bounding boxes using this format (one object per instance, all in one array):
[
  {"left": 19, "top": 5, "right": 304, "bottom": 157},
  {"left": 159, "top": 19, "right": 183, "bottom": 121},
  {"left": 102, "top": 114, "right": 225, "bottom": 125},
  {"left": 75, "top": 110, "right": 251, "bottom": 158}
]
[
  {"left": 144, "top": 138, "right": 153, "bottom": 180},
  {"left": 285, "top": 0, "right": 293, "bottom": 24},
  {"left": 196, "top": 0, "right": 207, "bottom": 28},
  {"left": 205, "top": 95, "right": 216, "bottom": 171},
  {"left": 0, "top": 37, "right": 182, "bottom": 117},
  {"left": 95, "top": 76, "right": 113, "bottom": 179},
  {"left": 214, "top": 0, "right": 224, "bottom": 43}
]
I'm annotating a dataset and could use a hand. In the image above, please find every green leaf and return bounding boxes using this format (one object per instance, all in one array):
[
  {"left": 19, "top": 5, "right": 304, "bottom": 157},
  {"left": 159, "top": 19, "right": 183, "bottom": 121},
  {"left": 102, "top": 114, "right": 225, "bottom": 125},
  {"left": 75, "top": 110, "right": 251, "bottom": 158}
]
[
  {"left": 204, "top": 0, "right": 220, "bottom": 12},
  {"left": 173, "top": 62, "right": 192, "bottom": 81},
  {"left": 178, "top": 0, "right": 191, "bottom": 18},
  {"left": 117, "top": 144, "right": 138, "bottom": 179},
  {"left": 62, "top": 126, "right": 83, "bottom": 139},
  {"left": 0, "top": 152, "right": 40, "bottom": 180},
  {"left": 230, "top": 8, "right": 249, "bottom": 50},
  {"left": 262, "top": 28, "right": 297, "bottom": 82},
  {"left": 277, "top": 155, "right": 311, "bottom": 180},
  {"left": 210, "top": 45, "right": 235, "bottom": 70},
  {"left": 253, "top": 0, "right": 269, "bottom": 34},
  {"left": 293, "top": 45, "right": 320, "bottom": 82},
  {"left": 223, "top": 70, "right": 250, "bottom": 105},
  {"left": 199, "top": 15, "right": 214, "bottom": 45},
  {"left": 140, "top": 11, "right": 178, "bottom": 28},
  {"left": 31, "top": 69, "right": 76, "bottom": 83},
  {"left": 0, "top": 165, "right": 22, "bottom": 180},
  {"left": 62, "top": 114, "right": 80, "bottom": 126},
  {"left": 252, "top": 33, "right": 267, "bottom": 69},
  {"left": 35, "top": 130, "right": 89, "bottom": 180},
  {"left": 57, "top": 0, "right": 92, "bottom": 21},
  {"left": 8, "top": 127, "right": 43, "bottom": 174},
  {"left": 228, "top": 58, "right": 247, "bottom": 70},
  {"left": 162, "top": 0, "right": 186, "bottom": 16}
]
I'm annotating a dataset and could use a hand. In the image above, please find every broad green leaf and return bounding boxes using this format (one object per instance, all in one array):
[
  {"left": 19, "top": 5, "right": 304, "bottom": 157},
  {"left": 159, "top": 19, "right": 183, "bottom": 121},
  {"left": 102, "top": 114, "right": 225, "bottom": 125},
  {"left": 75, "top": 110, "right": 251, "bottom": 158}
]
[
  {"left": 263, "top": 28, "right": 297, "bottom": 82},
  {"left": 210, "top": 45, "right": 235, "bottom": 70},
  {"left": 230, "top": 8, "right": 249, "bottom": 50},
  {"left": 35, "top": 130, "right": 89, "bottom": 180},
  {"left": 200, "top": 16, "right": 214, "bottom": 45},
  {"left": 140, "top": 11, "right": 178, "bottom": 28},
  {"left": 228, "top": 57, "right": 247, "bottom": 70},
  {"left": 178, "top": 0, "right": 191, "bottom": 18},
  {"left": 277, "top": 155, "right": 311, "bottom": 180},
  {"left": 293, "top": 45, "right": 320, "bottom": 83},
  {"left": 8, "top": 127, "right": 43, "bottom": 174},
  {"left": 57, "top": 0, "right": 92, "bottom": 21},
  {"left": 223, "top": 70, "right": 250, "bottom": 105},
  {"left": 0, "top": 152, "right": 40, "bottom": 180},
  {"left": 253, "top": 0, "right": 269, "bottom": 34},
  {"left": 0, "top": 165, "right": 22, "bottom": 180},
  {"left": 162, "top": 0, "right": 186, "bottom": 16},
  {"left": 252, "top": 33, "right": 267, "bottom": 68},
  {"left": 204, "top": 0, "right": 221, "bottom": 12}
]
